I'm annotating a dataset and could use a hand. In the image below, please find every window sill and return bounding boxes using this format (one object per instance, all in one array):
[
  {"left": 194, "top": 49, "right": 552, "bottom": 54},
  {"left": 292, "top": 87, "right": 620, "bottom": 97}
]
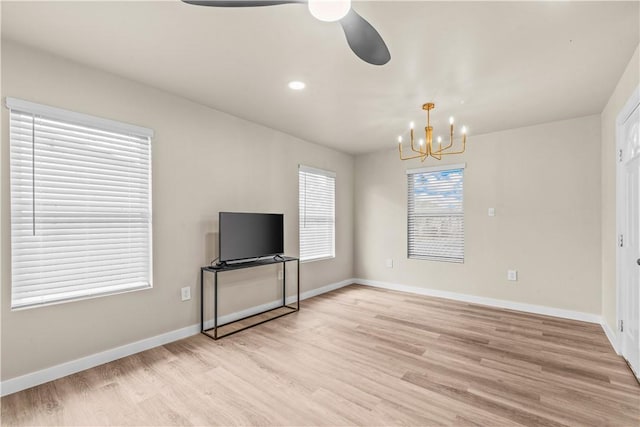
[
  {"left": 11, "top": 283, "right": 153, "bottom": 311},
  {"left": 300, "top": 256, "right": 335, "bottom": 264}
]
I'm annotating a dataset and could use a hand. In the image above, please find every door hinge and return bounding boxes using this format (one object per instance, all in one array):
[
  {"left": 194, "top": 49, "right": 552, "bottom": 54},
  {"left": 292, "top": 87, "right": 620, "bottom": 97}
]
[
  {"left": 619, "top": 234, "right": 624, "bottom": 247},
  {"left": 619, "top": 149, "right": 623, "bottom": 162},
  {"left": 620, "top": 319, "right": 624, "bottom": 332}
]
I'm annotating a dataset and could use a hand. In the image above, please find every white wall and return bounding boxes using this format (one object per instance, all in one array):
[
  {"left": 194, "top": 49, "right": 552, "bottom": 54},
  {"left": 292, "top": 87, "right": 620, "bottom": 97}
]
[
  {"left": 355, "top": 115, "right": 602, "bottom": 315},
  {"left": 0, "top": 40, "right": 355, "bottom": 380},
  {"left": 601, "top": 45, "right": 640, "bottom": 331}
]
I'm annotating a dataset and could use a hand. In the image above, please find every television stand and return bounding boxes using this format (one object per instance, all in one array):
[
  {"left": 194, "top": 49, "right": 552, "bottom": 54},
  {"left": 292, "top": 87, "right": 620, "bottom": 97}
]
[{"left": 200, "top": 256, "right": 299, "bottom": 340}]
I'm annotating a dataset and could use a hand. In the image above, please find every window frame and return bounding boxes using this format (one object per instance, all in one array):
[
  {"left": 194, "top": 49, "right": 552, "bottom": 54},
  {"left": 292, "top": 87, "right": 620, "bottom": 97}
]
[
  {"left": 7, "top": 97, "right": 154, "bottom": 310},
  {"left": 298, "top": 164, "right": 336, "bottom": 263},
  {"left": 406, "top": 163, "right": 466, "bottom": 263}
]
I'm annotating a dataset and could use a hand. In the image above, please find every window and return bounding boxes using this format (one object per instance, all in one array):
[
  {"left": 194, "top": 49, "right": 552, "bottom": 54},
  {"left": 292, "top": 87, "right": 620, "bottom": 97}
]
[
  {"left": 7, "top": 98, "right": 153, "bottom": 309},
  {"left": 299, "top": 165, "right": 335, "bottom": 262},
  {"left": 407, "top": 164, "right": 465, "bottom": 263}
]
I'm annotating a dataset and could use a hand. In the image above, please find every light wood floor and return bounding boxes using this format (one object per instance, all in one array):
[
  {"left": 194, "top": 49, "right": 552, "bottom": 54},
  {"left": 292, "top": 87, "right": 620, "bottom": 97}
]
[{"left": 2, "top": 285, "right": 639, "bottom": 426}]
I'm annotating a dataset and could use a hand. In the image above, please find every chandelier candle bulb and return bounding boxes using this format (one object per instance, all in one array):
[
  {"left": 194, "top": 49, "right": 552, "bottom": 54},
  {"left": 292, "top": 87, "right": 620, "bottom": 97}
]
[{"left": 449, "top": 116, "right": 454, "bottom": 125}]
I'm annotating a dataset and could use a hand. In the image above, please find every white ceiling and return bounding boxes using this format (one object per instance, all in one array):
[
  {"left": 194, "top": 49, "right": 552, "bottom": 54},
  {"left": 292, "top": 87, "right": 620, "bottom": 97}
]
[{"left": 2, "top": 1, "right": 639, "bottom": 154}]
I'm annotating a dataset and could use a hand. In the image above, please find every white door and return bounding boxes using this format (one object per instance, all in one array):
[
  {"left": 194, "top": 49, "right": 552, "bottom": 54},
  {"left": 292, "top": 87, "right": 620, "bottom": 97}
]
[{"left": 619, "top": 97, "right": 640, "bottom": 377}]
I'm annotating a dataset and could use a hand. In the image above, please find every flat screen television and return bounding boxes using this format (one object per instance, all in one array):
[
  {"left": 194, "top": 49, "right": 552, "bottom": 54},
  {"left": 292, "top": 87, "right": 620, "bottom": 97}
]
[{"left": 219, "top": 212, "right": 284, "bottom": 263}]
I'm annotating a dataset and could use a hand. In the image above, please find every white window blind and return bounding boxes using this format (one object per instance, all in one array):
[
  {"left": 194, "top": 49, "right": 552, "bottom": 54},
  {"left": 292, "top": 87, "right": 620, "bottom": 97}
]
[
  {"left": 7, "top": 97, "right": 153, "bottom": 309},
  {"left": 299, "top": 165, "right": 335, "bottom": 262},
  {"left": 407, "top": 164, "right": 465, "bottom": 263}
]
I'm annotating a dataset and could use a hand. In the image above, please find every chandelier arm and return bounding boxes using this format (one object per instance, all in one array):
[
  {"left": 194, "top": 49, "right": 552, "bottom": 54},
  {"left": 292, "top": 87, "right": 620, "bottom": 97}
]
[
  {"left": 434, "top": 135, "right": 467, "bottom": 155},
  {"left": 450, "top": 122, "right": 454, "bottom": 148},
  {"left": 432, "top": 139, "right": 454, "bottom": 155},
  {"left": 429, "top": 140, "right": 442, "bottom": 161},
  {"left": 438, "top": 137, "right": 455, "bottom": 153},
  {"left": 409, "top": 128, "right": 418, "bottom": 153},
  {"left": 422, "top": 135, "right": 436, "bottom": 160},
  {"left": 400, "top": 150, "right": 427, "bottom": 161},
  {"left": 433, "top": 124, "right": 455, "bottom": 154},
  {"left": 421, "top": 145, "right": 430, "bottom": 162},
  {"left": 409, "top": 128, "right": 426, "bottom": 155},
  {"left": 399, "top": 142, "right": 428, "bottom": 160}
]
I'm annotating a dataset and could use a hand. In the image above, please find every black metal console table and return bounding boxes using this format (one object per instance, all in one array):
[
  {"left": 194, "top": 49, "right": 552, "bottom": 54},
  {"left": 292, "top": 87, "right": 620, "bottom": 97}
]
[{"left": 200, "top": 256, "right": 299, "bottom": 340}]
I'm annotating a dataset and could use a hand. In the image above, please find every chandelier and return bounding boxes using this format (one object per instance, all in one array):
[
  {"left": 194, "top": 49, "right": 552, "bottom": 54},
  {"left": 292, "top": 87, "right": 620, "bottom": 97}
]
[{"left": 398, "top": 102, "right": 467, "bottom": 161}]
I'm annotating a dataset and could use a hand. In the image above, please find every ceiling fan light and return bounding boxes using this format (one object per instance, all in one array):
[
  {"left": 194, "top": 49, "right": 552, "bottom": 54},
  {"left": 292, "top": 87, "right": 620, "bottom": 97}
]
[{"left": 308, "top": 0, "right": 351, "bottom": 22}]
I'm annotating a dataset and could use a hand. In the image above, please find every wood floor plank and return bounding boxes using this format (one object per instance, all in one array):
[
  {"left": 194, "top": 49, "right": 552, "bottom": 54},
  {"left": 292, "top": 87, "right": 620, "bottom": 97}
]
[{"left": 1, "top": 284, "right": 638, "bottom": 426}]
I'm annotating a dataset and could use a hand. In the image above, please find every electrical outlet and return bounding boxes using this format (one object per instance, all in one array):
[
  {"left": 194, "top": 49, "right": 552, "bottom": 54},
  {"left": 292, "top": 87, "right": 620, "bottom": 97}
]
[
  {"left": 385, "top": 259, "right": 393, "bottom": 268},
  {"left": 278, "top": 270, "right": 283, "bottom": 280},
  {"left": 181, "top": 286, "right": 191, "bottom": 301},
  {"left": 507, "top": 270, "right": 518, "bottom": 281}
]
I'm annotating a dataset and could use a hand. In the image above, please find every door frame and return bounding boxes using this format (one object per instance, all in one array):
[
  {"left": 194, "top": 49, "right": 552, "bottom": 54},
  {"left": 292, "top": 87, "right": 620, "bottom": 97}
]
[{"left": 615, "top": 84, "right": 640, "bottom": 365}]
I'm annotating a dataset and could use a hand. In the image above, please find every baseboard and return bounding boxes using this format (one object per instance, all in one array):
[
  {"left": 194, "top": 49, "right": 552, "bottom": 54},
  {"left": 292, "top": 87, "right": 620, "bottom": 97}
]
[
  {"left": 299, "top": 278, "right": 353, "bottom": 300},
  {"left": 204, "top": 300, "right": 285, "bottom": 330},
  {"left": 355, "top": 278, "right": 602, "bottom": 324},
  {"left": 0, "top": 323, "right": 200, "bottom": 397},
  {"left": 601, "top": 320, "right": 620, "bottom": 355},
  {"left": 1, "top": 278, "right": 353, "bottom": 397},
  {"left": 203, "top": 278, "right": 353, "bottom": 330}
]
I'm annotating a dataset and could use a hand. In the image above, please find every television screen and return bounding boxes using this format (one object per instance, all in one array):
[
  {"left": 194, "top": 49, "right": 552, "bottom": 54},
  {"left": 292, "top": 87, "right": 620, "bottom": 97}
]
[{"left": 219, "top": 212, "right": 284, "bottom": 262}]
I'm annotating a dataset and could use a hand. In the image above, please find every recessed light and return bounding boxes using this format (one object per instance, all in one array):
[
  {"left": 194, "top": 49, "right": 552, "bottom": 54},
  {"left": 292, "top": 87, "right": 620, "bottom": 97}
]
[{"left": 288, "top": 81, "right": 306, "bottom": 90}]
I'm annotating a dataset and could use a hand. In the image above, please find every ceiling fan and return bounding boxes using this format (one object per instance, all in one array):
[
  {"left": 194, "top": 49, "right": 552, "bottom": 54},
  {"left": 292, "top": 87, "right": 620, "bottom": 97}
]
[{"left": 182, "top": 0, "right": 391, "bottom": 65}]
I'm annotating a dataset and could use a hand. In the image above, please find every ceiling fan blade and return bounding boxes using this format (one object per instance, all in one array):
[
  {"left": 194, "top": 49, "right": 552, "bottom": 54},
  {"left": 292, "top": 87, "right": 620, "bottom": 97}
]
[
  {"left": 339, "top": 8, "right": 390, "bottom": 66},
  {"left": 182, "top": 0, "right": 304, "bottom": 7}
]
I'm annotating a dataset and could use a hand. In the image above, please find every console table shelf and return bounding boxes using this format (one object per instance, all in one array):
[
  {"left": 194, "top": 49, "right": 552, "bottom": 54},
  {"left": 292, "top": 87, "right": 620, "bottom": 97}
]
[{"left": 200, "top": 256, "right": 299, "bottom": 340}]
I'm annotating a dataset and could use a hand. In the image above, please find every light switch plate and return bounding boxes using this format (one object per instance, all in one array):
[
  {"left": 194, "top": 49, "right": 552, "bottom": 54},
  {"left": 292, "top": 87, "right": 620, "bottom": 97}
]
[
  {"left": 385, "top": 259, "right": 393, "bottom": 268},
  {"left": 181, "top": 286, "right": 191, "bottom": 301},
  {"left": 507, "top": 270, "right": 518, "bottom": 281},
  {"left": 488, "top": 208, "right": 495, "bottom": 217}
]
